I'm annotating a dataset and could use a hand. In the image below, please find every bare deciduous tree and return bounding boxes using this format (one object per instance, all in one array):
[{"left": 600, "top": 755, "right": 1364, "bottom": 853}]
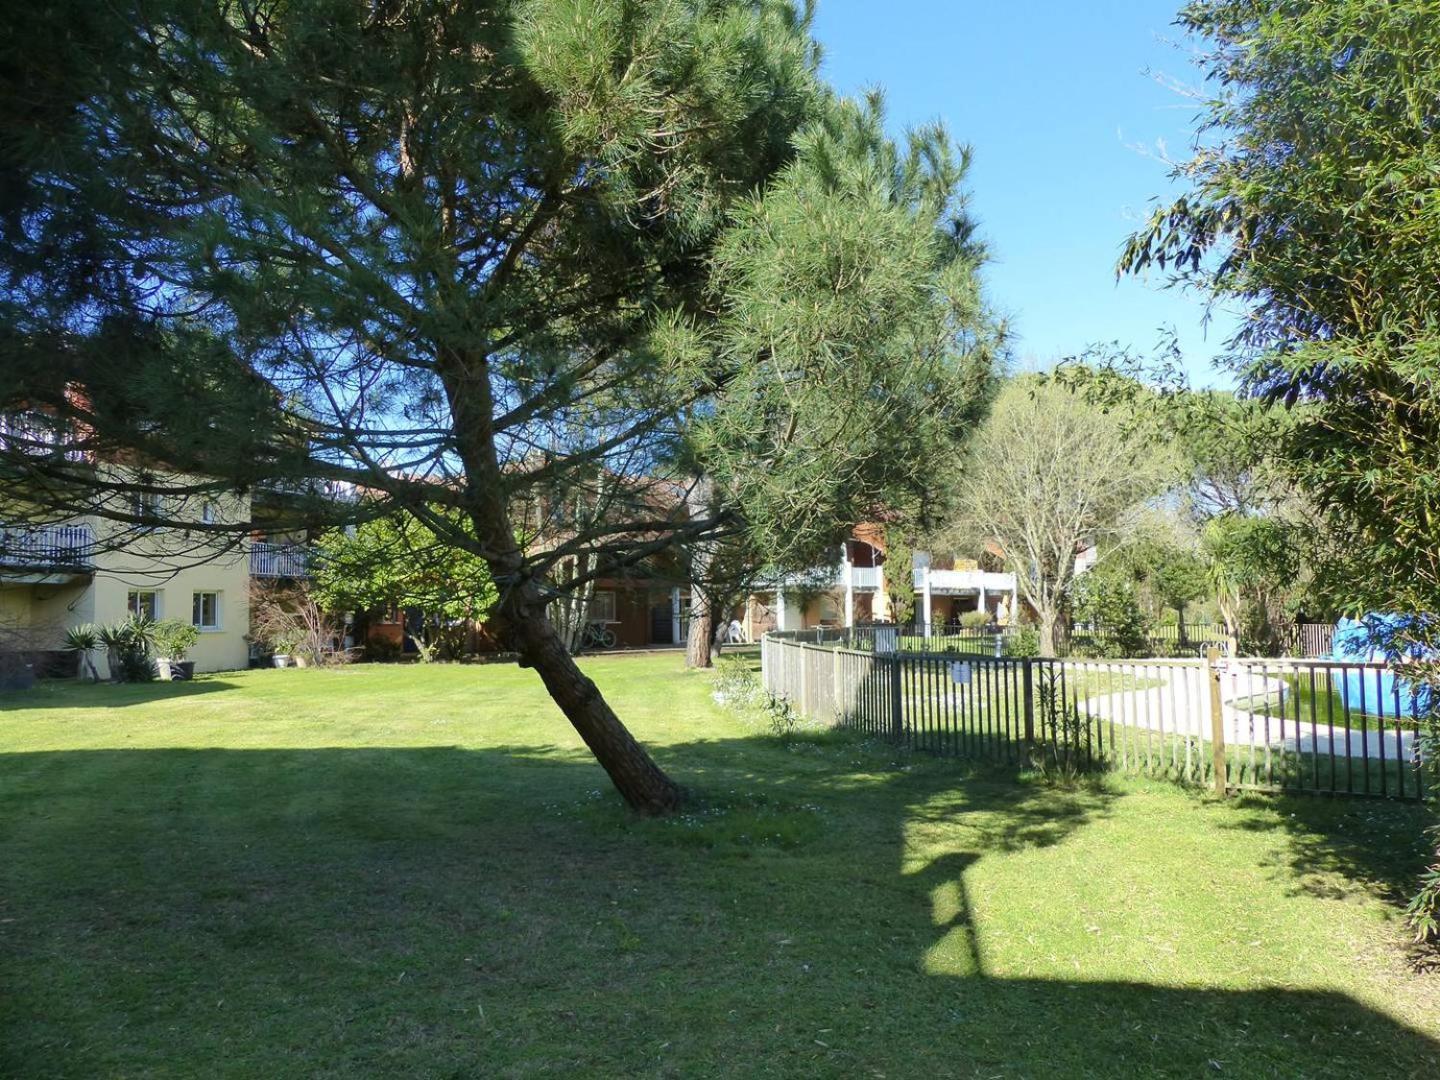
[{"left": 942, "top": 376, "right": 1175, "bottom": 655}]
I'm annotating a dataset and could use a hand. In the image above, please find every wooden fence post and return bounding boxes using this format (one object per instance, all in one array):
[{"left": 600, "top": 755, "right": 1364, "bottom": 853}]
[
  {"left": 1206, "top": 645, "right": 1228, "bottom": 798},
  {"left": 799, "top": 644, "right": 809, "bottom": 719}
]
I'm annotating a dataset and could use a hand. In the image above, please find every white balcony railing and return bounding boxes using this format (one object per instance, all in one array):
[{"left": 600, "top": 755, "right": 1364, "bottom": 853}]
[
  {"left": 0, "top": 412, "right": 87, "bottom": 462},
  {"left": 848, "top": 565, "right": 881, "bottom": 590},
  {"left": 774, "top": 564, "right": 882, "bottom": 592},
  {"left": 250, "top": 542, "right": 312, "bottom": 578},
  {"left": 914, "top": 567, "right": 1017, "bottom": 595},
  {"left": 0, "top": 523, "right": 95, "bottom": 569}
]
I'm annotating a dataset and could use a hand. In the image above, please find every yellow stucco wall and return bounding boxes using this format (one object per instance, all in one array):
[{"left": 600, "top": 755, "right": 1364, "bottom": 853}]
[{"left": 1, "top": 476, "right": 253, "bottom": 676}]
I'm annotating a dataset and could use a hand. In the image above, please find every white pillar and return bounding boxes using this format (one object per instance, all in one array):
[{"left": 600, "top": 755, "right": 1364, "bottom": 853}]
[
  {"left": 671, "top": 586, "right": 682, "bottom": 645},
  {"left": 978, "top": 582, "right": 987, "bottom": 619},
  {"left": 922, "top": 566, "right": 933, "bottom": 636},
  {"left": 776, "top": 587, "right": 786, "bottom": 631},
  {"left": 839, "top": 542, "right": 852, "bottom": 628}
]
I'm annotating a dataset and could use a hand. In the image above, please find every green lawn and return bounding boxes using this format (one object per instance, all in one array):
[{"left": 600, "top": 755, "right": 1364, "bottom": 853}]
[{"left": 2, "top": 657, "right": 1437, "bottom": 1078}]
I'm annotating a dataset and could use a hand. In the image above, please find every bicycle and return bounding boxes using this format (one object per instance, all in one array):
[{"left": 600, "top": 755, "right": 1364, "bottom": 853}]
[{"left": 581, "top": 622, "right": 617, "bottom": 650}]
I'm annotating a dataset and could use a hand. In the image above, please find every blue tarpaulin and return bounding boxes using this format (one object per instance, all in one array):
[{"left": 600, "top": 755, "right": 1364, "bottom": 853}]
[{"left": 1330, "top": 615, "right": 1429, "bottom": 718}]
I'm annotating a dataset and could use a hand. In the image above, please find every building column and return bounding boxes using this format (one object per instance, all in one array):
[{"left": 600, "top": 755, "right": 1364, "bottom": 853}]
[
  {"left": 921, "top": 566, "right": 933, "bottom": 637},
  {"left": 978, "top": 582, "right": 987, "bottom": 619},
  {"left": 843, "top": 543, "right": 855, "bottom": 628},
  {"left": 671, "top": 586, "right": 682, "bottom": 645},
  {"left": 775, "top": 587, "right": 786, "bottom": 631}
]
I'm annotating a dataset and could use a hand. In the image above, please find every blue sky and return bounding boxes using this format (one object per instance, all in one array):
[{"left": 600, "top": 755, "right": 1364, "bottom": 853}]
[{"left": 812, "top": 0, "right": 1238, "bottom": 386}]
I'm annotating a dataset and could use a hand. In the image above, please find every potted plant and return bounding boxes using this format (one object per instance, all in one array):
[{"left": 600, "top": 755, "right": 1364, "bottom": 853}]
[
  {"left": 153, "top": 619, "right": 200, "bottom": 680},
  {"left": 271, "top": 628, "right": 302, "bottom": 668},
  {"left": 62, "top": 623, "right": 103, "bottom": 682}
]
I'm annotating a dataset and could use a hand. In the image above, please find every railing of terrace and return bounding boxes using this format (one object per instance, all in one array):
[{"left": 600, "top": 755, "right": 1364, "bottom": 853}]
[
  {"left": 249, "top": 541, "right": 311, "bottom": 578},
  {"left": 0, "top": 523, "right": 95, "bottom": 569},
  {"left": 760, "top": 632, "right": 1428, "bottom": 802}
]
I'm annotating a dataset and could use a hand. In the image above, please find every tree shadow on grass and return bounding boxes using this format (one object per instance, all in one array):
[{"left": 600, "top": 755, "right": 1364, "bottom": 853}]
[
  {"left": 1, "top": 736, "right": 1436, "bottom": 1078},
  {"left": 0, "top": 676, "right": 242, "bottom": 710},
  {"left": 1222, "top": 791, "right": 1436, "bottom": 907}
]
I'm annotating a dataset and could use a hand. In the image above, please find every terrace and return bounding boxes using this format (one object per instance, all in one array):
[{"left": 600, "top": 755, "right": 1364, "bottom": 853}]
[
  {"left": 249, "top": 541, "right": 312, "bottom": 579},
  {"left": 0, "top": 523, "right": 95, "bottom": 580}
]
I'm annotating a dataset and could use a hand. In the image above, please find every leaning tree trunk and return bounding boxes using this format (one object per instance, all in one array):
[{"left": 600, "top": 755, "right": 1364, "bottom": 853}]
[
  {"left": 500, "top": 580, "right": 685, "bottom": 814},
  {"left": 444, "top": 360, "right": 685, "bottom": 815}
]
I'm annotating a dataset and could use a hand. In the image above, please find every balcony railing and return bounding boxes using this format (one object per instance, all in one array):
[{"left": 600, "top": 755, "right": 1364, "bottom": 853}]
[
  {"left": 914, "top": 567, "right": 1017, "bottom": 595},
  {"left": 255, "top": 477, "right": 359, "bottom": 503},
  {"left": 848, "top": 565, "right": 881, "bottom": 590},
  {"left": 0, "top": 524, "right": 95, "bottom": 570},
  {"left": 776, "top": 564, "right": 882, "bottom": 591},
  {"left": 0, "top": 412, "right": 87, "bottom": 462},
  {"left": 250, "top": 542, "right": 312, "bottom": 578}
]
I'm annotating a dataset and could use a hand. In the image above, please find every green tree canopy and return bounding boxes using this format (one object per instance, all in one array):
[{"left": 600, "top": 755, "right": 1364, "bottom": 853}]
[
  {"left": 1122, "top": 0, "right": 1440, "bottom": 619},
  {"left": 311, "top": 513, "right": 498, "bottom": 657},
  {"left": 0, "top": 0, "right": 999, "bottom": 812}
]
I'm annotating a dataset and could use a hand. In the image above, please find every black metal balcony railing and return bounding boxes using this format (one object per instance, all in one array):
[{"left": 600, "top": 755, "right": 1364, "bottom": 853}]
[
  {"left": 250, "top": 541, "right": 311, "bottom": 578},
  {"left": 0, "top": 524, "right": 95, "bottom": 570}
]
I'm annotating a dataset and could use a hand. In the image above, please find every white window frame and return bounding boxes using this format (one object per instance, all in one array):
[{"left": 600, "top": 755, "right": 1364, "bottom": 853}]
[
  {"left": 588, "top": 590, "right": 618, "bottom": 624},
  {"left": 201, "top": 501, "right": 217, "bottom": 525},
  {"left": 192, "top": 590, "right": 222, "bottom": 632},
  {"left": 127, "top": 589, "right": 161, "bottom": 620}
]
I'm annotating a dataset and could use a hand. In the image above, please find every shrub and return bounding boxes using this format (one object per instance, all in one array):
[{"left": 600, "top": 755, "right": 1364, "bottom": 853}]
[
  {"left": 1033, "top": 670, "right": 1107, "bottom": 782},
  {"left": 366, "top": 638, "right": 403, "bottom": 663},
  {"left": 712, "top": 656, "right": 800, "bottom": 738},
  {"left": 63, "top": 624, "right": 102, "bottom": 682},
  {"left": 153, "top": 619, "right": 200, "bottom": 661},
  {"left": 959, "top": 610, "right": 991, "bottom": 631},
  {"left": 1407, "top": 840, "right": 1440, "bottom": 955},
  {"left": 250, "top": 581, "right": 343, "bottom": 665},
  {"left": 1072, "top": 574, "right": 1152, "bottom": 658},
  {"left": 98, "top": 617, "right": 156, "bottom": 683},
  {"left": 1002, "top": 626, "right": 1040, "bottom": 658}
]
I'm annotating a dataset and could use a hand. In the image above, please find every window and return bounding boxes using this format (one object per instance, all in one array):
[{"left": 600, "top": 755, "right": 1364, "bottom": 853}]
[
  {"left": 588, "top": 590, "right": 617, "bottom": 623},
  {"left": 127, "top": 590, "right": 160, "bottom": 620},
  {"left": 201, "top": 501, "right": 217, "bottom": 525},
  {"left": 192, "top": 591, "right": 221, "bottom": 631},
  {"left": 131, "top": 490, "right": 161, "bottom": 521}
]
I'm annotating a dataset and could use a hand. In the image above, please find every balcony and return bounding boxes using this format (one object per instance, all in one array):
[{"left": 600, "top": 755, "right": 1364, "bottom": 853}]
[
  {"left": 250, "top": 542, "right": 312, "bottom": 578},
  {"left": 0, "top": 412, "right": 87, "bottom": 463},
  {"left": 0, "top": 524, "right": 95, "bottom": 574},
  {"left": 914, "top": 567, "right": 1016, "bottom": 596},
  {"left": 777, "top": 563, "right": 882, "bottom": 592},
  {"left": 255, "top": 477, "right": 359, "bottom": 503},
  {"left": 848, "top": 565, "right": 881, "bottom": 590}
]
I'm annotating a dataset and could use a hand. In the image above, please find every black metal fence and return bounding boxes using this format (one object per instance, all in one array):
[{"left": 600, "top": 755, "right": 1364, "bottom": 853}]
[{"left": 761, "top": 632, "right": 1429, "bottom": 801}]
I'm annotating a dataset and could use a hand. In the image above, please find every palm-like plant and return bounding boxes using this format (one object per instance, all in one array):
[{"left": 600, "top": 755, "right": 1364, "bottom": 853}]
[
  {"left": 96, "top": 617, "right": 158, "bottom": 683},
  {"left": 125, "top": 615, "right": 159, "bottom": 652},
  {"left": 62, "top": 623, "right": 102, "bottom": 683}
]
